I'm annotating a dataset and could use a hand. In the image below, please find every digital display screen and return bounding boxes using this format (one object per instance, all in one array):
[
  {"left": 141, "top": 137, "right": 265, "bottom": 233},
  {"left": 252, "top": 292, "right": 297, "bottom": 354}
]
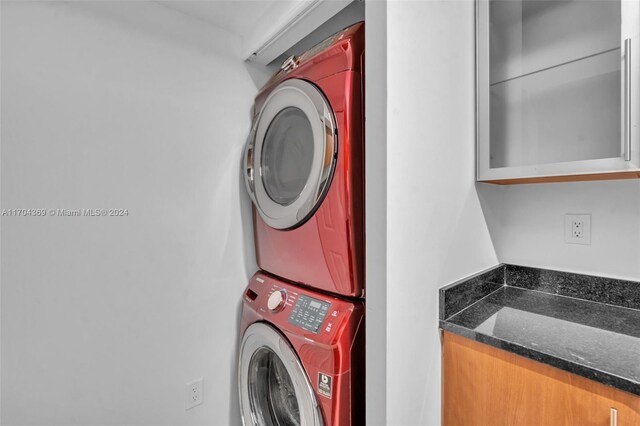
[{"left": 288, "top": 295, "right": 331, "bottom": 334}]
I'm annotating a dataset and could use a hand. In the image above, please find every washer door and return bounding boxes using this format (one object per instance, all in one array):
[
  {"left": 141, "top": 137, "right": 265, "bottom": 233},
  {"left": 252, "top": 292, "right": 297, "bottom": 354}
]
[
  {"left": 244, "top": 79, "right": 337, "bottom": 230},
  {"left": 238, "top": 323, "right": 324, "bottom": 426}
]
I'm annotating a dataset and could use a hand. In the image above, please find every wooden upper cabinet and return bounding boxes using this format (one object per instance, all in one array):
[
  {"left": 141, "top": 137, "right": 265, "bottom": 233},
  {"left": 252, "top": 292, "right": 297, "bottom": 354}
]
[
  {"left": 476, "top": 0, "right": 640, "bottom": 184},
  {"left": 442, "top": 331, "right": 640, "bottom": 426}
]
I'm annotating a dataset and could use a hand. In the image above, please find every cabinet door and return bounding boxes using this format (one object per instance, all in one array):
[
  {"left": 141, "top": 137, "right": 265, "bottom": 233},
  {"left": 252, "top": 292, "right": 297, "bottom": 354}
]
[
  {"left": 477, "top": 0, "right": 640, "bottom": 183},
  {"left": 442, "top": 332, "right": 640, "bottom": 425}
]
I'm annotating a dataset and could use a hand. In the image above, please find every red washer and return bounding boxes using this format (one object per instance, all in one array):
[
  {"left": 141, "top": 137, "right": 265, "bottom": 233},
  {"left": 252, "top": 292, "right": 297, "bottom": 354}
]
[
  {"left": 238, "top": 272, "right": 365, "bottom": 426},
  {"left": 243, "top": 23, "right": 364, "bottom": 298}
]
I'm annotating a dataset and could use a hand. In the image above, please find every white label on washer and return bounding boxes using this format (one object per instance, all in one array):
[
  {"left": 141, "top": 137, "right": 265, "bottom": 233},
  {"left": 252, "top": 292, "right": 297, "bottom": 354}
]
[{"left": 318, "top": 372, "right": 332, "bottom": 399}]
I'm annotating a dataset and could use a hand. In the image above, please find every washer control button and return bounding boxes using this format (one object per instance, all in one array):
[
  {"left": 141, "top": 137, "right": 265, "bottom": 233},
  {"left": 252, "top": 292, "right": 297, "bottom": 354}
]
[{"left": 267, "top": 290, "right": 287, "bottom": 312}]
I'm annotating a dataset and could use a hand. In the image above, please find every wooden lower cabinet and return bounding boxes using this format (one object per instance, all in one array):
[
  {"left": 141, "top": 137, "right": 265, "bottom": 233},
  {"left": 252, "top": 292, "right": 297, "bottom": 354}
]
[{"left": 442, "top": 331, "right": 640, "bottom": 426}]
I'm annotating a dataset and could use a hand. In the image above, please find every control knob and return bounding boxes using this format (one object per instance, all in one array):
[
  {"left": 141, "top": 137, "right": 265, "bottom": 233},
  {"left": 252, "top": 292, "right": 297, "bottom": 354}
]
[{"left": 267, "top": 289, "right": 287, "bottom": 312}]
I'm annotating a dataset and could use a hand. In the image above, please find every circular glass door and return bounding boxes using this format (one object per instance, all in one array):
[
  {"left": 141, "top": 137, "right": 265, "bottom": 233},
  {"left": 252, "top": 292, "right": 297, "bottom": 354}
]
[
  {"left": 261, "top": 107, "right": 314, "bottom": 207},
  {"left": 238, "top": 323, "right": 324, "bottom": 426},
  {"left": 244, "top": 79, "right": 336, "bottom": 230},
  {"left": 248, "top": 347, "right": 301, "bottom": 425}
]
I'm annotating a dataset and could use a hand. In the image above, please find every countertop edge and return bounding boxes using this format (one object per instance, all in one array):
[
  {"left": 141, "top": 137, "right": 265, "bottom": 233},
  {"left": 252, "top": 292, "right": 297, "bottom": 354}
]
[{"left": 439, "top": 321, "right": 640, "bottom": 398}]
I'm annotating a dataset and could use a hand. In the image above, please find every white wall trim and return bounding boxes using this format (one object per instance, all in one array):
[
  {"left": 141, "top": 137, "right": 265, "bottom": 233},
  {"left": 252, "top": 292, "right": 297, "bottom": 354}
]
[{"left": 365, "top": 1, "right": 388, "bottom": 424}]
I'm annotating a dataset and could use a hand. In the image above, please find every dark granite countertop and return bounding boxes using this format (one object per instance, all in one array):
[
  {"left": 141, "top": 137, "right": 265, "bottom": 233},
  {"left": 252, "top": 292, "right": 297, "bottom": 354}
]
[{"left": 439, "top": 264, "right": 640, "bottom": 396}]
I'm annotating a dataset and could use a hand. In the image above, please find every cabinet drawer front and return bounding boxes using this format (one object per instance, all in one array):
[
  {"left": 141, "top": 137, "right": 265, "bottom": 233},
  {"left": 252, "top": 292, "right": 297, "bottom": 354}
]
[{"left": 442, "top": 332, "right": 640, "bottom": 426}]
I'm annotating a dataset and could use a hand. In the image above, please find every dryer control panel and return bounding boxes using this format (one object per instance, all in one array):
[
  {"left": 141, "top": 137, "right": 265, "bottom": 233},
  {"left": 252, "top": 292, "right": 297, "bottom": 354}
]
[
  {"left": 243, "top": 272, "right": 363, "bottom": 343},
  {"left": 287, "top": 295, "right": 331, "bottom": 334}
]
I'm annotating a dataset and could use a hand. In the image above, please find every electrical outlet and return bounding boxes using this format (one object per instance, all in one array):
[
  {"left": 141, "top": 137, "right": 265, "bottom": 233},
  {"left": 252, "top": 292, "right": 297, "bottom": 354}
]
[
  {"left": 572, "top": 219, "right": 583, "bottom": 238},
  {"left": 185, "top": 378, "right": 203, "bottom": 410},
  {"left": 564, "top": 214, "right": 591, "bottom": 245}
]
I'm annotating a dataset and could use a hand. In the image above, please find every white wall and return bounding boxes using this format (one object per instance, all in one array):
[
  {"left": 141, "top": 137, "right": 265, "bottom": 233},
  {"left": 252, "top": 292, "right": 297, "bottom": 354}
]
[
  {"left": 478, "top": 180, "right": 640, "bottom": 280},
  {"left": 1, "top": 2, "right": 255, "bottom": 424},
  {"left": 365, "top": 1, "right": 499, "bottom": 425}
]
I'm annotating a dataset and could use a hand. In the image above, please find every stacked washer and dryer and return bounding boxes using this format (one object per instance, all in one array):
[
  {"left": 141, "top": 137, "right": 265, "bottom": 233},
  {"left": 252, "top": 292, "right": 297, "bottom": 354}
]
[{"left": 237, "top": 23, "right": 365, "bottom": 426}]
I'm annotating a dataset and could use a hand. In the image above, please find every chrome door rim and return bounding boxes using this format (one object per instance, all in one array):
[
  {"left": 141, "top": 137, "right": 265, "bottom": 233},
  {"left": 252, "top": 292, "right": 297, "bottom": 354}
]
[
  {"left": 238, "top": 322, "right": 324, "bottom": 426},
  {"left": 244, "top": 79, "right": 337, "bottom": 230}
]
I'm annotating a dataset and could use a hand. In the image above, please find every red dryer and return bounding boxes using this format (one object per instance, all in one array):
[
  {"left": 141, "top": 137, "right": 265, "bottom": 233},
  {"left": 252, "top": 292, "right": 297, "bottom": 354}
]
[
  {"left": 238, "top": 272, "right": 365, "bottom": 426},
  {"left": 243, "top": 23, "right": 365, "bottom": 298}
]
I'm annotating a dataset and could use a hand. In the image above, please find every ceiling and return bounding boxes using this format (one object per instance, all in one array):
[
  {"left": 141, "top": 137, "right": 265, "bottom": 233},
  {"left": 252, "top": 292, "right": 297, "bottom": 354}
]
[
  {"left": 155, "top": 0, "right": 359, "bottom": 64},
  {"left": 157, "top": 1, "right": 300, "bottom": 43}
]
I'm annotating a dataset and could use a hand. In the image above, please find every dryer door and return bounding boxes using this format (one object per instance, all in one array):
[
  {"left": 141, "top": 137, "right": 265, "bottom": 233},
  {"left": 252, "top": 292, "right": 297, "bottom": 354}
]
[
  {"left": 238, "top": 323, "right": 324, "bottom": 426},
  {"left": 244, "top": 79, "right": 336, "bottom": 230}
]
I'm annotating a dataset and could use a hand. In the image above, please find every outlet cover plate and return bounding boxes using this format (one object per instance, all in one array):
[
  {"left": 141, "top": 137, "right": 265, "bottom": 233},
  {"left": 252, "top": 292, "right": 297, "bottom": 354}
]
[
  {"left": 186, "top": 378, "right": 203, "bottom": 410},
  {"left": 564, "top": 214, "right": 591, "bottom": 245}
]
